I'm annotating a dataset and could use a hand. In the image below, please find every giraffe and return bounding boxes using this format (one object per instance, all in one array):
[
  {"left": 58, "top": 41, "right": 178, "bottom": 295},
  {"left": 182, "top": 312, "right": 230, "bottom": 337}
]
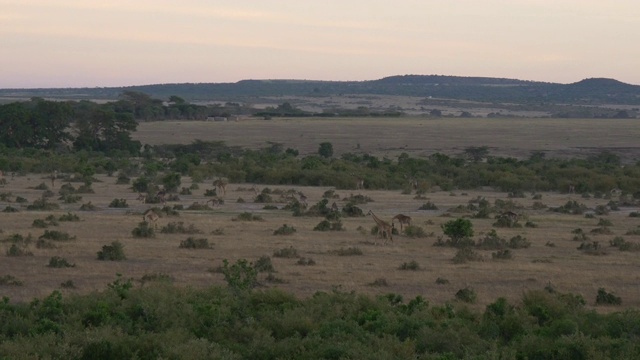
[
  {"left": 356, "top": 178, "right": 365, "bottom": 190},
  {"left": 50, "top": 170, "right": 58, "bottom": 188},
  {"left": 143, "top": 208, "right": 160, "bottom": 229},
  {"left": 0, "top": 170, "right": 4, "bottom": 185},
  {"left": 568, "top": 184, "right": 575, "bottom": 194},
  {"left": 367, "top": 210, "right": 393, "bottom": 244},
  {"left": 213, "top": 178, "right": 227, "bottom": 196},
  {"left": 392, "top": 214, "right": 412, "bottom": 232},
  {"left": 331, "top": 201, "right": 339, "bottom": 212},
  {"left": 298, "top": 192, "right": 308, "bottom": 207}
]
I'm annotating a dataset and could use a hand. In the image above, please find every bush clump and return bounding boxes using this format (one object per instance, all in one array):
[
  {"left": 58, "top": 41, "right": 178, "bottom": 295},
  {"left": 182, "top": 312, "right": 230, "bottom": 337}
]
[
  {"left": 233, "top": 212, "right": 263, "bottom": 221},
  {"left": 97, "top": 241, "right": 126, "bottom": 261},
  {"left": 330, "top": 247, "right": 363, "bottom": 256},
  {"left": 455, "top": 286, "right": 477, "bottom": 303},
  {"left": 132, "top": 222, "right": 155, "bottom": 238},
  {"left": 595, "top": 288, "right": 621, "bottom": 306},
  {"left": 273, "top": 224, "right": 297, "bottom": 235},
  {"left": 108, "top": 198, "right": 128, "bottom": 208},
  {"left": 48, "top": 256, "right": 76, "bottom": 268},
  {"left": 39, "top": 230, "right": 75, "bottom": 241},
  {"left": 160, "top": 222, "right": 202, "bottom": 234},
  {"left": 273, "top": 246, "right": 299, "bottom": 258},
  {"left": 59, "top": 212, "right": 81, "bottom": 221},
  {"left": 179, "top": 237, "right": 212, "bottom": 249},
  {"left": 398, "top": 260, "right": 421, "bottom": 271}
]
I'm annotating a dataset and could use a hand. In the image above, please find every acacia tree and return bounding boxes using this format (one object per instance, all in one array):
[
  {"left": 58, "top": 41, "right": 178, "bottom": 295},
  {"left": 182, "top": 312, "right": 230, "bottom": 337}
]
[
  {"left": 318, "top": 142, "right": 334, "bottom": 158},
  {"left": 73, "top": 104, "right": 140, "bottom": 154},
  {"left": 0, "top": 99, "right": 73, "bottom": 149}
]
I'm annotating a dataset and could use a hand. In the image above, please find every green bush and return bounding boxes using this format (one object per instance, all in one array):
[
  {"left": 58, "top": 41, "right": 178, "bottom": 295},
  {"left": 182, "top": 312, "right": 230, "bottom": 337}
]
[
  {"left": 419, "top": 201, "right": 438, "bottom": 210},
  {"left": 455, "top": 287, "right": 477, "bottom": 303},
  {"left": 108, "top": 198, "right": 129, "bottom": 208},
  {"left": 452, "top": 247, "right": 483, "bottom": 264},
  {"left": 160, "top": 221, "right": 202, "bottom": 234},
  {"left": 273, "top": 246, "right": 299, "bottom": 258},
  {"left": 132, "top": 222, "right": 155, "bottom": 238},
  {"left": 0, "top": 274, "right": 23, "bottom": 286},
  {"left": 233, "top": 212, "right": 263, "bottom": 221},
  {"left": 97, "top": 241, "right": 126, "bottom": 261},
  {"left": 313, "top": 220, "right": 344, "bottom": 231},
  {"left": 330, "top": 247, "right": 363, "bottom": 256},
  {"left": 273, "top": 224, "right": 297, "bottom": 235},
  {"left": 6, "top": 243, "right": 33, "bottom": 256},
  {"left": 39, "top": 230, "right": 75, "bottom": 241},
  {"left": 398, "top": 260, "right": 421, "bottom": 271},
  {"left": 254, "top": 256, "right": 275, "bottom": 272},
  {"left": 595, "top": 288, "right": 621, "bottom": 306},
  {"left": 47, "top": 256, "right": 75, "bottom": 268},
  {"left": 179, "top": 237, "right": 212, "bottom": 249},
  {"left": 59, "top": 212, "right": 80, "bottom": 221}
]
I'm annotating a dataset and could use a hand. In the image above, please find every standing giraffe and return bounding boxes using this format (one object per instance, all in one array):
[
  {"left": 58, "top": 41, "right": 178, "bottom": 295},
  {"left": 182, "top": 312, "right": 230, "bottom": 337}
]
[
  {"left": 50, "top": 170, "right": 58, "bottom": 188},
  {"left": 356, "top": 178, "right": 364, "bottom": 190},
  {"left": 213, "top": 178, "right": 227, "bottom": 196},
  {"left": 367, "top": 210, "right": 393, "bottom": 244},
  {"left": 392, "top": 214, "right": 412, "bottom": 232},
  {"left": 143, "top": 208, "right": 160, "bottom": 229}
]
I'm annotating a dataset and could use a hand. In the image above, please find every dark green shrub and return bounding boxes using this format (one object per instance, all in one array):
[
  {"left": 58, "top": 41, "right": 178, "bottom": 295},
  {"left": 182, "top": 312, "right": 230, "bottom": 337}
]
[
  {"left": 368, "top": 278, "right": 388, "bottom": 287},
  {"left": 264, "top": 272, "right": 287, "bottom": 284},
  {"left": 313, "top": 220, "right": 344, "bottom": 231},
  {"left": 436, "top": 277, "right": 449, "bottom": 285},
  {"left": 221, "top": 258, "right": 257, "bottom": 290},
  {"left": 60, "top": 280, "right": 75, "bottom": 288},
  {"left": 508, "top": 235, "right": 531, "bottom": 249},
  {"left": 273, "top": 246, "right": 299, "bottom": 258},
  {"left": 552, "top": 200, "right": 587, "bottom": 214},
  {"left": 204, "top": 189, "right": 217, "bottom": 196},
  {"left": 2, "top": 206, "right": 18, "bottom": 213},
  {"left": 254, "top": 193, "right": 273, "bottom": 203},
  {"left": 97, "top": 241, "right": 126, "bottom": 261},
  {"left": 254, "top": 256, "right": 275, "bottom": 272},
  {"left": 233, "top": 212, "right": 263, "bottom": 221},
  {"left": 48, "top": 256, "right": 75, "bottom": 268},
  {"left": 6, "top": 243, "right": 33, "bottom": 256},
  {"left": 132, "top": 222, "right": 155, "bottom": 238},
  {"left": 452, "top": 247, "right": 483, "bottom": 264},
  {"left": 273, "top": 224, "right": 297, "bottom": 235},
  {"left": 79, "top": 201, "right": 97, "bottom": 211},
  {"left": 418, "top": 201, "right": 438, "bottom": 210},
  {"left": 577, "top": 241, "right": 607, "bottom": 255},
  {"left": 595, "top": 288, "right": 621, "bottom": 306},
  {"left": 330, "top": 247, "right": 362, "bottom": 256},
  {"left": 403, "top": 225, "right": 429, "bottom": 238},
  {"left": 108, "top": 198, "right": 128, "bottom": 208},
  {"left": 59, "top": 212, "right": 80, "bottom": 221},
  {"left": 442, "top": 218, "right": 474, "bottom": 247},
  {"left": 455, "top": 286, "right": 477, "bottom": 303},
  {"left": 39, "top": 230, "right": 75, "bottom": 241},
  {"left": 59, "top": 194, "right": 82, "bottom": 203},
  {"left": 492, "top": 249, "right": 513, "bottom": 260},
  {"left": 26, "top": 197, "right": 59, "bottom": 211},
  {"left": 341, "top": 202, "right": 364, "bottom": 217},
  {"left": 296, "top": 257, "right": 316, "bottom": 266},
  {"left": 179, "top": 237, "right": 212, "bottom": 249},
  {"left": 342, "top": 193, "right": 373, "bottom": 204},
  {"left": 476, "top": 230, "right": 507, "bottom": 250},
  {"left": 160, "top": 222, "right": 202, "bottom": 234},
  {"left": 0, "top": 274, "right": 23, "bottom": 286},
  {"left": 398, "top": 260, "right": 421, "bottom": 271}
]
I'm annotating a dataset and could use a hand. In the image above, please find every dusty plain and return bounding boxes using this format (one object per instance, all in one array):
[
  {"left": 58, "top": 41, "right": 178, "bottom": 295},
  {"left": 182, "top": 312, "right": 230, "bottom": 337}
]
[{"left": 1, "top": 117, "right": 639, "bottom": 311}]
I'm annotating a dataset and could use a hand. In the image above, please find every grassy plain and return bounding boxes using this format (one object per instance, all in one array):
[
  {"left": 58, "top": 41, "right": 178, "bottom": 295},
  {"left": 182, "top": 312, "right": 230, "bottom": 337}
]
[{"left": 1, "top": 117, "right": 640, "bottom": 311}]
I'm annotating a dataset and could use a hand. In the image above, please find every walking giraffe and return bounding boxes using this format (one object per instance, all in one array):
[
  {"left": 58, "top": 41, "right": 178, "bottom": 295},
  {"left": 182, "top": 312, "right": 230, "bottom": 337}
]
[
  {"left": 367, "top": 210, "right": 393, "bottom": 244},
  {"left": 392, "top": 214, "right": 412, "bottom": 232}
]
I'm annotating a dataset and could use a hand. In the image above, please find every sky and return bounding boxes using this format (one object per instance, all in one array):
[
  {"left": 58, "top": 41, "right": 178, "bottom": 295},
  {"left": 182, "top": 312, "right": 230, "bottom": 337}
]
[{"left": 2, "top": 0, "right": 639, "bottom": 88}]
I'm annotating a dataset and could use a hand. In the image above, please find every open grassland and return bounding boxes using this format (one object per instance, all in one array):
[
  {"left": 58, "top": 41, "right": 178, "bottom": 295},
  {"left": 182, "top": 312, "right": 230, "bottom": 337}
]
[
  {"left": 1, "top": 173, "right": 639, "bottom": 311},
  {"left": 135, "top": 117, "right": 640, "bottom": 162}
]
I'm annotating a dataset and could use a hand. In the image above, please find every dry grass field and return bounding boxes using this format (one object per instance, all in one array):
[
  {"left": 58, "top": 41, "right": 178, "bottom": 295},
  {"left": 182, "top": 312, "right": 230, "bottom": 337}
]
[{"left": 1, "top": 117, "right": 640, "bottom": 312}]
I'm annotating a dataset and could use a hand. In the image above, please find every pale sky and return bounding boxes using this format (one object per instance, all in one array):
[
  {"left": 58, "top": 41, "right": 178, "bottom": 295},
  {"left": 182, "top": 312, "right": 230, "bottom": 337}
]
[{"left": 2, "top": 0, "right": 639, "bottom": 88}]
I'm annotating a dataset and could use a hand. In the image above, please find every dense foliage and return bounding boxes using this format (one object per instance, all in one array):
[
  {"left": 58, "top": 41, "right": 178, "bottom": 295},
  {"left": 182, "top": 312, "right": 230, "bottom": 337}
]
[{"left": 1, "top": 278, "right": 639, "bottom": 359}]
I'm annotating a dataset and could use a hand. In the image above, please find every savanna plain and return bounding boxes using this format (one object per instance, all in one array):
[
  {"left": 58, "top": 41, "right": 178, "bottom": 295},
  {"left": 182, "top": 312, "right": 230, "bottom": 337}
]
[{"left": 1, "top": 117, "right": 639, "bottom": 312}]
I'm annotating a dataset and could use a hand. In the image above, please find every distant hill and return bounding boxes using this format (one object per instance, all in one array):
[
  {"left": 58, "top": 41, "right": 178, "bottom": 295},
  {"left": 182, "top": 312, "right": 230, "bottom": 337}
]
[{"left": 1, "top": 75, "right": 640, "bottom": 105}]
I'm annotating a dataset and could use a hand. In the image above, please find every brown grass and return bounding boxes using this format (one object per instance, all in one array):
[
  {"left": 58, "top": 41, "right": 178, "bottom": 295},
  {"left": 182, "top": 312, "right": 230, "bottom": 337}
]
[{"left": 2, "top": 118, "right": 640, "bottom": 310}]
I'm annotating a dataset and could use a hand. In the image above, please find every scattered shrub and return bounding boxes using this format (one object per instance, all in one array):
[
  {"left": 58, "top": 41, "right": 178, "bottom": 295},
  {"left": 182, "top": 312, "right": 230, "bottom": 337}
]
[
  {"left": 160, "top": 222, "right": 202, "bottom": 234},
  {"left": 254, "top": 256, "right": 275, "bottom": 272},
  {"left": 6, "top": 244, "right": 33, "bottom": 256},
  {"left": 455, "top": 287, "right": 477, "bottom": 303},
  {"left": 273, "top": 224, "right": 297, "bottom": 235},
  {"left": 108, "top": 198, "right": 128, "bottom": 208},
  {"left": 26, "top": 197, "right": 59, "bottom": 211},
  {"left": 60, "top": 280, "right": 76, "bottom": 288},
  {"left": 435, "top": 277, "right": 449, "bottom": 285},
  {"left": 330, "top": 247, "right": 363, "bottom": 256},
  {"left": 39, "top": 230, "right": 75, "bottom": 241},
  {"left": 508, "top": 235, "right": 531, "bottom": 249},
  {"left": 233, "top": 212, "right": 263, "bottom": 221},
  {"left": 97, "top": 241, "right": 126, "bottom": 261},
  {"left": 79, "top": 201, "right": 97, "bottom": 211},
  {"left": 398, "top": 260, "right": 421, "bottom": 271},
  {"left": 595, "top": 288, "right": 621, "bottom": 306},
  {"left": 59, "top": 212, "right": 80, "bottom": 221},
  {"left": 273, "top": 246, "right": 299, "bottom": 258},
  {"left": 368, "top": 278, "right": 388, "bottom": 287},
  {"left": 179, "top": 237, "right": 212, "bottom": 249},
  {"left": 418, "top": 201, "right": 438, "bottom": 210},
  {"left": 59, "top": 194, "right": 82, "bottom": 203},
  {"left": 313, "top": 220, "right": 344, "bottom": 231},
  {"left": 452, "top": 247, "right": 483, "bottom": 264},
  {"left": 132, "top": 222, "right": 155, "bottom": 238},
  {"left": 492, "top": 249, "right": 513, "bottom": 260},
  {"left": 577, "top": 241, "right": 607, "bottom": 255},
  {"left": 551, "top": 200, "right": 587, "bottom": 215},
  {"left": 342, "top": 193, "right": 373, "bottom": 204},
  {"left": 2, "top": 206, "right": 18, "bottom": 213},
  {"left": 0, "top": 274, "right": 23, "bottom": 286},
  {"left": 296, "top": 257, "right": 316, "bottom": 266},
  {"left": 403, "top": 225, "right": 430, "bottom": 238},
  {"left": 48, "top": 256, "right": 75, "bottom": 268}
]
